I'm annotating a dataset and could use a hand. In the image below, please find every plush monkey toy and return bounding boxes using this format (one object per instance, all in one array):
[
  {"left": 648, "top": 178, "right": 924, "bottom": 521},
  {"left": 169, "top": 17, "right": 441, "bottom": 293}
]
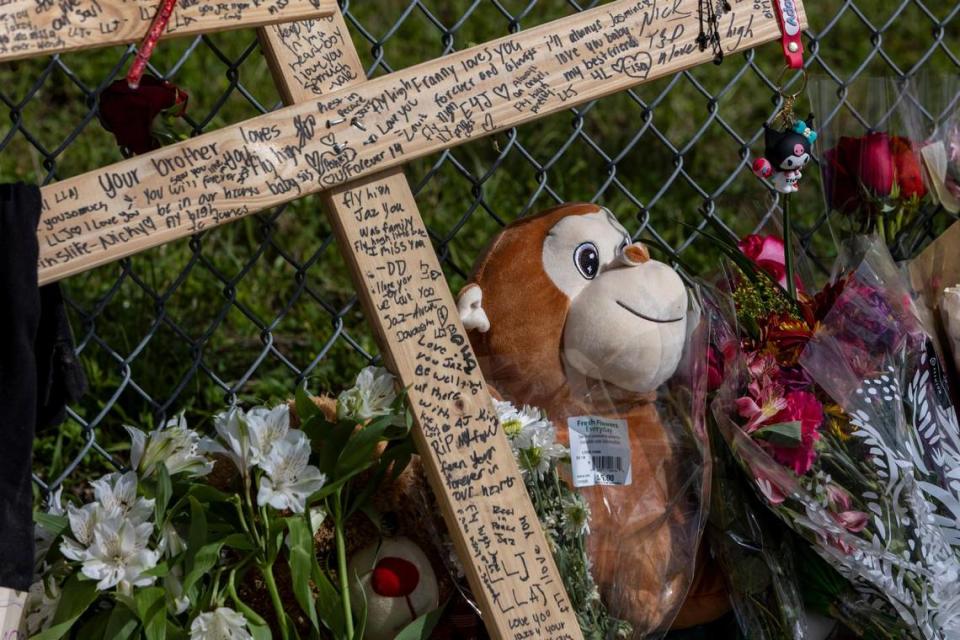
[{"left": 457, "top": 203, "right": 728, "bottom": 633}]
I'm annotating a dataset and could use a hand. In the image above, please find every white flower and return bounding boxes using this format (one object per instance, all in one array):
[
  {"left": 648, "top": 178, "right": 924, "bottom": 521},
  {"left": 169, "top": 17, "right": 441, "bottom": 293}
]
[
  {"left": 561, "top": 493, "right": 591, "bottom": 537},
  {"left": 337, "top": 366, "right": 397, "bottom": 421},
  {"left": 257, "top": 431, "right": 326, "bottom": 514},
  {"left": 80, "top": 517, "right": 159, "bottom": 592},
  {"left": 202, "top": 407, "right": 254, "bottom": 473},
  {"left": 159, "top": 521, "right": 186, "bottom": 558},
  {"left": 166, "top": 565, "right": 191, "bottom": 615},
  {"left": 90, "top": 471, "right": 155, "bottom": 525},
  {"left": 126, "top": 414, "right": 214, "bottom": 478},
  {"left": 516, "top": 424, "right": 567, "bottom": 480},
  {"left": 24, "top": 575, "right": 60, "bottom": 635},
  {"left": 496, "top": 401, "right": 549, "bottom": 447},
  {"left": 190, "top": 607, "right": 253, "bottom": 640},
  {"left": 60, "top": 502, "right": 101, "bottom": 562},
  {"left": 246, "top": 404, "right": 291, "bottom": 466}
]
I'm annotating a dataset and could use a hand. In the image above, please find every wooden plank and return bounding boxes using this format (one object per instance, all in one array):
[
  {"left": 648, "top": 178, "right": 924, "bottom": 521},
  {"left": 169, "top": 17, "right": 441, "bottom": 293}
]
[
  {"left": 36, "top": 0, "right": 807, "bottom": 285},
  {"left": 0, "top": 0, "right": 337, "bottom": 63},
  {"left": 259, "top": 15, "right": 583, "bottom": 640}
]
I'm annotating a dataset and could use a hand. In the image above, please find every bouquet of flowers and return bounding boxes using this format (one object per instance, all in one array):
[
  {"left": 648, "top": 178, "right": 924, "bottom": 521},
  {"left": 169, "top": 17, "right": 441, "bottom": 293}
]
[
  {"left": 704, "top": 230, "right": 960, "bottom": 639},
  {"left": 810, "top": 78, "right": 935, "bottom": 259},
  {"left": 23, "top": 367, "right": 421, "bottom": 640}
]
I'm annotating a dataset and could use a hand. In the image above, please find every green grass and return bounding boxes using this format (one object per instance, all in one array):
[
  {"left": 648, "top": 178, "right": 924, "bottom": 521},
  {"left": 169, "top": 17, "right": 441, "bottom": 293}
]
[{"left": 0, "top": 0, "right": 957, "bottom": 487}]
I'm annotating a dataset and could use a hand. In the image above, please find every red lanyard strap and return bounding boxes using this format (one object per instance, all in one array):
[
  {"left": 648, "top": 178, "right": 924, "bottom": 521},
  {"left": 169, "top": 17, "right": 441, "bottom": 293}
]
[{"left": 774, "top": 0, "right": 804, "bottom": 69}]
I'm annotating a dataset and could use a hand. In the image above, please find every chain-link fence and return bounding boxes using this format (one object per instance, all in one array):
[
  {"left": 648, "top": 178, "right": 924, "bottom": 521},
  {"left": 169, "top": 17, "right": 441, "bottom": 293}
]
[{"left": 0, "top": 0, "right": 957, "bottom": 497}]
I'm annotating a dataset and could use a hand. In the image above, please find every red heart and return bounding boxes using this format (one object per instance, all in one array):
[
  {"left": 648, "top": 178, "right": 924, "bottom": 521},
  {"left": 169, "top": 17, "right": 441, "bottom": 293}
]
[{"left": 371, "top": 556, "right": 420, "bottom": 598}]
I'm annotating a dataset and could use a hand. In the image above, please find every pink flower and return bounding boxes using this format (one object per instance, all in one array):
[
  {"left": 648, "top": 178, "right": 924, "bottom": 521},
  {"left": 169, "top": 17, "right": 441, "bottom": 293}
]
[
  {"left": 736, "top": 379, "right": 788, "bottom": 433},
  {"left": 826, "top": 484, "right": 869, "bottom": 534},
  {"left": 826, "top": 484, "right": 852, "bottom": 511},
  {"left": 767, "top": 390, "right": 823, "bottom": 475},
  {"left": 738, "top": 234, "right": 802, "bottom": 291},
  {"left": 755, "top": 472, "right": 786, "bottom": 505},
  {"left": 834, "top": 510, "right": 869, "bottom": 533}
]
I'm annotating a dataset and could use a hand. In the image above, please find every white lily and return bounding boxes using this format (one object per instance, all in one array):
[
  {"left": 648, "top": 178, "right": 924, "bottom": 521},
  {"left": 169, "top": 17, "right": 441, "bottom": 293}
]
[
  {"left": 189, "top": 607, "right": 254, "bottom": 640},
  {"left": 165, "top": 565, "right": 191, "bottom": 615},
  {"left": 159, "top": 521, "right": 186, "bottom": 558},
  {"left": 90, "top": 471, "right": 154, "bottom": 525},
  {"left": 246, "top": 404, "right": 291, "bottom": 466},
  {"left": 337, "top": 366, "right": 396, "bottom": 421},
  {"left": 257, "top": 430, "right": 326, "bottom": 514},
  {"left": 80, "top": 517, "right": 159, "bottom": 592},
  {"left": 60, "top": 502, "right": 102, "bottom": 562},
  {"left": 202, "top": 407, "right": 254, "bottom": 473},
  {"left": 126, "top": 414, "right": 214, "bottom": 478}
]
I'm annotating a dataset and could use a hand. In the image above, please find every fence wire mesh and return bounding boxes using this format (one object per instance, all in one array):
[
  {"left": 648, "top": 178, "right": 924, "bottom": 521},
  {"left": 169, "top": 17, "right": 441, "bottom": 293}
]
[{"left": 0, "top": 0, "right": 957, "bottom": 495}]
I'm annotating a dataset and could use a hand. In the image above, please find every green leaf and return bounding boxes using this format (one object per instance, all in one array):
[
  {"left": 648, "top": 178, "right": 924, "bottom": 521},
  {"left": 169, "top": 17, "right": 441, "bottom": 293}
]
[
  {"left": 135, "top": 586, "right": 167, "bottom": 640},
  {"left": 186, "top": 484, "right": 232, "bottom": 504},
  {"left": 182, "top": 541, "right": 224, "bottom": 594},
  {"left": 335, "top": 415, "right": 400, "bottom": 475},
  {"left": 76, "top": 608, "right": 111, "bottom": 640},
  {"left": 103, "top": 605, "right": 140, "bottom": 640},
  {"left": 140, "top": 560, "right": 170, "bottom": 579},
  {"left": 31, "top": 574, "right": 99, "bottom": 640},
  {"left": 315, "top": 420, "right": 357, "bottom": 476},
  {"left": 753, "top": 421, "right": 803, "bottom": 447},
  {"left": 394, "top": 602, "right": 449, "bottom": 640},
  {"left": 187, "top": 497, "right": 208, "bottom": 556},
  {"left": 296, "top": 384, "right": 321, "bottom": 423},
  {"left": 34, "top": 512, "right": 68, "bottom": 538},
  {"left": 285, "top": 516, "right": 320, "bottom": 631},
  {"left": 312, "top": 564, "right": 346, "bottom": 636},
  {"left": 155, "top": 462, "right": 173, "bottom": 524}
]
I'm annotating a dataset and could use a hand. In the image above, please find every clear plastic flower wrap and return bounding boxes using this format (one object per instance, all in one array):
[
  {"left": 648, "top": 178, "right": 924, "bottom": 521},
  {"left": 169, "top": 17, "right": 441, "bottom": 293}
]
[
  {"left": 809, "top": 77, "right": 934, "bottom": 259},
  {"left": 451, "top": 204, "right": 721, "bottom": 637},
  {"left": 707, "top": 235, "right": 960, "bottom": 639}
]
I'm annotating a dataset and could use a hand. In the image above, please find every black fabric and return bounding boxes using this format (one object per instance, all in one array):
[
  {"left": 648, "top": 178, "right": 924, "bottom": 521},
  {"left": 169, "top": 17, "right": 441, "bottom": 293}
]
[{"left": 0, "top": 183, "right": 86, "bottom": 591}]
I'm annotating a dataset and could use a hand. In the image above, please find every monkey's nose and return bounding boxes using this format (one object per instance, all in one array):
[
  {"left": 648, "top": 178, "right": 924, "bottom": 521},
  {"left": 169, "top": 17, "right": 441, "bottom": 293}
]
[{"left": 620, "top": 242, "right": 650, "bottom": 266}]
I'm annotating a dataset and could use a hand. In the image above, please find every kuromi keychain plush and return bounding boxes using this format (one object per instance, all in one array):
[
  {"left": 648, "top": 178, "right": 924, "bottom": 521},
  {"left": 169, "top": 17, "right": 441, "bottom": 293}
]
[{"left": 752, "top": 116, "right": 817, "bottom": 193}]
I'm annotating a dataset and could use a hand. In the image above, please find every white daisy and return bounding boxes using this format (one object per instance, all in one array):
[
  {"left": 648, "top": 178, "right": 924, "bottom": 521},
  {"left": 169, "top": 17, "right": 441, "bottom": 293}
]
[
  {"left": 257, "top": 431, "right": 326, "bottom": 513},
  {"left": 189, "top": 607, "right": 254, "bottom": 640},
  {"left": 516, "top": 424, "right": 567, "bottom": 480},
  {"left": 561, "top": 492, "right": 591, "bottom": 537},
  {"left": 337, "top": 366, "right": 397, "bottom": 421}
]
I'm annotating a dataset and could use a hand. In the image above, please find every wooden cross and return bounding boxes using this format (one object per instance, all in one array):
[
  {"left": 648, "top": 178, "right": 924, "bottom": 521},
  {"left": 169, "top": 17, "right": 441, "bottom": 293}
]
[{"left": 2, "top": 2, "right": 807, "bottom": 638}]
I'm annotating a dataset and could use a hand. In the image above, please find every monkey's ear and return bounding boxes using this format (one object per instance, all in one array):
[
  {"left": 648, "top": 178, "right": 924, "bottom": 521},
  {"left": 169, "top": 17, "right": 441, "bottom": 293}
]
[{"left": 457, "top": 284, "right": 490, "bottom": 333}]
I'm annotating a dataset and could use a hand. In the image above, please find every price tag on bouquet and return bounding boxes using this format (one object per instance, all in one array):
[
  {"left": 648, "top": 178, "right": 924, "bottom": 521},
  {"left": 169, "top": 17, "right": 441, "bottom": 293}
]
[{"left": 568, "top": 416, "right": 633, "bottom": 487}]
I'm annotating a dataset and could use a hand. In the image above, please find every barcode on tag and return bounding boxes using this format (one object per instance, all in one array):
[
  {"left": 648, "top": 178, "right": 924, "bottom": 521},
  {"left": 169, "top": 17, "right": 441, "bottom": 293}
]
[{"left": 568, "top": 416, "right": 631, "bottom": 487}]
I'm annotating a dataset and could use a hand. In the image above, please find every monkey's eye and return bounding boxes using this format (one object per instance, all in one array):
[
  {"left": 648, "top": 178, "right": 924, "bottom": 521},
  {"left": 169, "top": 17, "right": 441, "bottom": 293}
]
[{"left": 574, "top": 242, "right": 600, "bottom": 279}]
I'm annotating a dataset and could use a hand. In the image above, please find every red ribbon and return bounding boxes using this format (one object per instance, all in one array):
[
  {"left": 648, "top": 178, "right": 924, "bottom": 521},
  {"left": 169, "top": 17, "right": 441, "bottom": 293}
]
[
  {"left": 126, "top": 0, "right": 179, "bottom": 89},
  {"left": 773, "top": 0, "right": 804, "bottom": 69}
]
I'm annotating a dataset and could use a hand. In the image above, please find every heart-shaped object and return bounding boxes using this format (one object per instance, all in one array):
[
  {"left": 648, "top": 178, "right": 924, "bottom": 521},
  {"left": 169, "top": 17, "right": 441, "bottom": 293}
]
[{"left": 371, "top": 556, "right": 420, "bottom": 598}]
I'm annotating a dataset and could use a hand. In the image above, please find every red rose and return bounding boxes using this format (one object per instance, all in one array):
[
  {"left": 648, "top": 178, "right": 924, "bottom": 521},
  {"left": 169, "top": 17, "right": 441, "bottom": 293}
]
[
  {"left": 823, "top": 132, "right": 927, "bottom": 215},
  {"left": 889, "top": 136, "right": 926, "bottom": 199},
  {"left": 99, "top": 76, "right": 188, "bottom": 155}
]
